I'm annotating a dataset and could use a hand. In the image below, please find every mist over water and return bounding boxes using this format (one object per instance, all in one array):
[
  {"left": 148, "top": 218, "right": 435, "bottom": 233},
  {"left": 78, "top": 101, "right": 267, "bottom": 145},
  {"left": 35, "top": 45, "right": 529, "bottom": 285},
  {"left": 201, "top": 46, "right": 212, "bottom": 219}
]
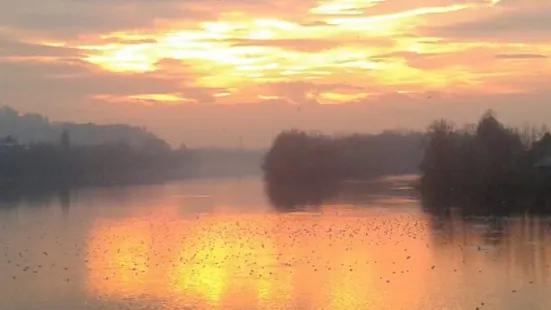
[{"left": 1, "top": 177, "right": 550, "bottom": 310}]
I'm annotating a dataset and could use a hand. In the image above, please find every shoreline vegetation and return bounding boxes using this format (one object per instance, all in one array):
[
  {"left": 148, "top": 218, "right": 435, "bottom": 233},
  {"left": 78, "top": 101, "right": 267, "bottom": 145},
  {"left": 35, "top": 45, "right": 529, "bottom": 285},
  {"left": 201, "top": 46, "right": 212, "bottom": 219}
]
[
  {"left": 0, "top": 132, "right": 191, "bottom": 187},
  {"left": 0, "top": 106, "right": 263, "bottom": 189},
  {"left": 419, "top": 111, "right": 551, "bottom": 215},
  {"left": 263, "top": 111, "right": 551, "bottom": 215},
  {"left": 0, "top": 136, "right": 263, "bottom": 187},
  {"left": 263, "top": 130, "right": 424, "bottom": 182},
  {"left": 3, "top": 105, "right": 551, "bottom": 216},
  {"left": 262, "top": 129, "right": 425, "bottom": 211}
]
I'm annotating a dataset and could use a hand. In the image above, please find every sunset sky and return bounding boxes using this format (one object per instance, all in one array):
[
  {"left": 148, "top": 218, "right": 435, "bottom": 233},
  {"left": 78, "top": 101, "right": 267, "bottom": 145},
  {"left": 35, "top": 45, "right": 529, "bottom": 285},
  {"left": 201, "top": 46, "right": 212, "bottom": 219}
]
[{"left": 1, "top": 0, "right": 550, "bottom": 147}]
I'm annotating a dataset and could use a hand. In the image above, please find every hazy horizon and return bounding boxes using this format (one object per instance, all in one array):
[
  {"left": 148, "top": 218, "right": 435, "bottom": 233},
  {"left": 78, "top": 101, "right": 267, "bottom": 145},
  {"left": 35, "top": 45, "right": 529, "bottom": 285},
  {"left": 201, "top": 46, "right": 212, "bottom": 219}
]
[
  {"left": 1, "top": 0, "right": 550, "bottom": 148},
  {"left": 4, "top": 98, "right": 550, "bottom": 149}
]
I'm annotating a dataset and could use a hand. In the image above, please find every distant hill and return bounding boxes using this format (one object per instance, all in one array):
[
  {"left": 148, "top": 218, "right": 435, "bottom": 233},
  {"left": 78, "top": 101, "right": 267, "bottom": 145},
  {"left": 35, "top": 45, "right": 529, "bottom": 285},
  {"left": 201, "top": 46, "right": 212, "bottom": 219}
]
[{"left": 0, "top": 106, "right": 160, "bottom": 147}]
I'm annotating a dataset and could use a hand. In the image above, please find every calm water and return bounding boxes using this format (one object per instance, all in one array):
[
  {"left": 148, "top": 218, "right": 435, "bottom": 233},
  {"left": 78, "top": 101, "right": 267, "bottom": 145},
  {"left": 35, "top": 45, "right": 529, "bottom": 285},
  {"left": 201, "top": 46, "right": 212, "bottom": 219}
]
[{"left": 1, "top": 177, "right": 551, "bottom": 310}]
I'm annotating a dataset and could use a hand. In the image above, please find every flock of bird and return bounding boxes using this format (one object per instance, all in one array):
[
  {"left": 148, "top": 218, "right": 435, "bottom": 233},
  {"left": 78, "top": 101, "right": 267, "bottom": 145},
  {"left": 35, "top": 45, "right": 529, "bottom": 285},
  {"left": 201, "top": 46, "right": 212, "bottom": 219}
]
[{"left": 1, "top": 205, "right": 551, "bottom": 309}]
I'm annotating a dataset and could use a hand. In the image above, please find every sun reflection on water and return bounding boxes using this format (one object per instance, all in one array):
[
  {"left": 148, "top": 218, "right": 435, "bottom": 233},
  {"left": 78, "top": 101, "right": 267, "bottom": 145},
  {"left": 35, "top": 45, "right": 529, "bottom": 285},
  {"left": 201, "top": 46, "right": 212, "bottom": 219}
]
[{"left": 85, "top": 206, "right": 437, "bottom": 309}]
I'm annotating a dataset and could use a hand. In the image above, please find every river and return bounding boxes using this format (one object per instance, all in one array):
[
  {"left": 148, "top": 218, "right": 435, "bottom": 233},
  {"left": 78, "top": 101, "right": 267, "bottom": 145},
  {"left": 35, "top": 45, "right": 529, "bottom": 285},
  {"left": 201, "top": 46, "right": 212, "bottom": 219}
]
[{"left": 0, "top": 176, "right": 550, "bottom": 309}]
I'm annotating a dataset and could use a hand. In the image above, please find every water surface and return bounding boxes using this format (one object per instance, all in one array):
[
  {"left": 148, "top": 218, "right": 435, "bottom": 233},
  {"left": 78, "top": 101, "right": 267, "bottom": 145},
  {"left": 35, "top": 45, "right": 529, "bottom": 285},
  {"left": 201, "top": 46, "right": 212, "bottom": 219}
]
[{"left": 1, "top": 177, "right": 550, "bottom": 310}]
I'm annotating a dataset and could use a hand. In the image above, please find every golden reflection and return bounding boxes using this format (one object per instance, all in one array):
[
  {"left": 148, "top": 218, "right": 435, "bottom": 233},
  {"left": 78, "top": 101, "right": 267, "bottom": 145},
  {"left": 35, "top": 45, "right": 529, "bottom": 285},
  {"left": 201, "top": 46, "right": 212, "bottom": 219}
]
[
  {"left": 86, "top": 206, "right": 441, "bottom": 309},
  {"left": 86, "top": 219, "right": 153, "bottom": 296},
  {"left": 83, "top": 202, "right": 551, "bottom": 309}
]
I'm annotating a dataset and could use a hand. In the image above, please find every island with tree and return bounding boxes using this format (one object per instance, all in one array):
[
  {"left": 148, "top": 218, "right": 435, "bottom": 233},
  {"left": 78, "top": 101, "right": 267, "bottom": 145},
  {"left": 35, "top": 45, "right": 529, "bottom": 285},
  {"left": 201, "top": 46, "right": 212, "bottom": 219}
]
[{"left": 263, "top": 111, "right": 551, "bottom": 214}]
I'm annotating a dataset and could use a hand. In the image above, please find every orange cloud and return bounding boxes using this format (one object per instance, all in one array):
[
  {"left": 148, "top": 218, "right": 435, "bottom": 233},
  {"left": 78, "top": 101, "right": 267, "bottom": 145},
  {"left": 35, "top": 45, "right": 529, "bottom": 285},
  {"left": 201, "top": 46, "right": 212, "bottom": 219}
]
[
  {"left": 50, "top": 0, "right": 546, "bottom": 106},
  {"left": 0, "top": 0, "right": 550, "bottom": 147}
]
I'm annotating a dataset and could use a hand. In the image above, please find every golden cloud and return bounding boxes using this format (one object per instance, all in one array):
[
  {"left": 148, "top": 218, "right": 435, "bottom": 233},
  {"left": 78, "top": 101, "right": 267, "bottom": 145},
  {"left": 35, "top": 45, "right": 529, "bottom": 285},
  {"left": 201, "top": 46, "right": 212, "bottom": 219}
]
[{"left": 5, "top": 0, "right": 551, "bottom": 106}]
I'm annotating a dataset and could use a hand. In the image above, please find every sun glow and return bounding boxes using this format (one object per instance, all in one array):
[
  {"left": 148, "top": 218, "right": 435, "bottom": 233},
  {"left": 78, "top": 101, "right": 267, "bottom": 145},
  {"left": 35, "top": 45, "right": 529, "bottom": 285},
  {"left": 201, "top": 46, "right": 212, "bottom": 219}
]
[
  {"left": 85, "top": 206, "right": 434, "bottom": 309},
  {"left": 26, "top": 0, "right": 549, "bottom": 105}
]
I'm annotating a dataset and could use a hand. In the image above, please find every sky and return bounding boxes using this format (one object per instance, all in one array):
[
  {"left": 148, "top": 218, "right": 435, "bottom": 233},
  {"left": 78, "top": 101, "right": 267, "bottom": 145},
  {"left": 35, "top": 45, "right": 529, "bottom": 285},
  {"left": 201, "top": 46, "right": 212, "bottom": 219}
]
[{"left": 0, "top": 0, "right": 550, "bottom": 148}]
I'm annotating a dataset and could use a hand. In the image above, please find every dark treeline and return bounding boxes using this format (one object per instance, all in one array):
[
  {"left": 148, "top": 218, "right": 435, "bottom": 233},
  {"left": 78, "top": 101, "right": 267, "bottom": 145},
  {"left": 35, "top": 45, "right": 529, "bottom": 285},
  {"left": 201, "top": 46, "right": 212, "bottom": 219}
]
[
  {"left": 0, "top": 106, "right": 191, "bottom": 185},
  {"left": 263, "top": 130, "right": 424, "bottom": 184},
  {"left": 0, "top": 106, "right": 159, "bottom": 147},
  {"left": 263, "top": 111, "right": 551, "bottom": 214},
  {"left": 0, "top": 135, "right": 266, "bottom": 187},
  {"left": 0, "top": 132, "right": 193, "bottom": 186},
  {"left": 262, "top": 130, "right": 423, "bottom": 211},
  {"left": 0, "top": 106, "right": 268, "bottom": 189},
  {"left": 420, "top": 110, "right": 551, "bottom": 215}
]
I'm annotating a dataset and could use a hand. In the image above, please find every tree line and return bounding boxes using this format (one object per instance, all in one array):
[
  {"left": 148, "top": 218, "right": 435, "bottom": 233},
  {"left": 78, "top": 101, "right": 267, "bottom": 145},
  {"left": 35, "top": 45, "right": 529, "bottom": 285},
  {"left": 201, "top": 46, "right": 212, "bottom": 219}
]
[
  {"left": 419, "top": 111, "right": 551, "bottom": 215},
  {"left": 0, "top": 131, "right": 194, "bottom": 186},
  {"left": 263, "top": 130, "right": 424, "bottom": 184},
  {"left": 0, "top": 106, "right": 269, "bottom": 188},
  {"left": 263, "top": 111, "right": 551, "bottom": 214},
  {"left": 262, "top": 130, "right": 424, "bottom": 211},
  {"left": 0, "top": 134, "right": 268, "bottom": 189},
  {"left": 0, "top": 106, "right": 159, "bottom": 147}
]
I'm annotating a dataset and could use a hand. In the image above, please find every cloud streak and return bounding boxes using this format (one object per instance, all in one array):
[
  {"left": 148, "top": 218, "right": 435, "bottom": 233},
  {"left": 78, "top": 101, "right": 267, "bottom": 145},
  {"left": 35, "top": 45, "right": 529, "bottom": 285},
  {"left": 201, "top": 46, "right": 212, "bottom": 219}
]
[
  {"left": 0, "top": 0, "right": 550, "bottom": 146},
  {"left": 495, "top": 54, "right": 548, "bottom": 59}
]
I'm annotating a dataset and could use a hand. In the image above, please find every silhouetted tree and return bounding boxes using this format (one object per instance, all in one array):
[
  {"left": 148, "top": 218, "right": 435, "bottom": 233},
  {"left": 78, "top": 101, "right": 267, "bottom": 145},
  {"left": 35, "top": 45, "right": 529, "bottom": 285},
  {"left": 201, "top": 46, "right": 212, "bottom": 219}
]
[
  {"left": 0, "top": 134, "right": 194, "bottom": 187},
  {"left": 420, "top": 110, "right": 551, "bottom": 215},
  {"left": 263, "top": 130, "right": 424, "bottom": 185},
  {"left": 419, "top": 120, "right": 457, "bottom": 203},
  {"left": 0, "top": 106, "right": 161, "bottom": 147},
  {"left": 263, "top": 130, "right": 340, "bottom": 183}
]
